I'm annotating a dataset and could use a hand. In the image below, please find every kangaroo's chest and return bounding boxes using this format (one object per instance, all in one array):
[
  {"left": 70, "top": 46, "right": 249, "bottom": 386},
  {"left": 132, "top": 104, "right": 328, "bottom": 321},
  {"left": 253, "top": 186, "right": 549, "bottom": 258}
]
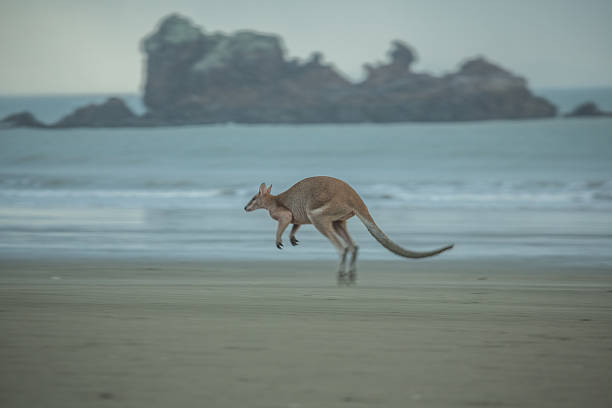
[
  {"left": 286, "top": 205, "right": 310, "bottom": 225},
  {"left": 268, "top": 206, "right": 310, "bottom": 225},
  {"left": 277, "top": 195, "right": 312, "bottom": 224}
]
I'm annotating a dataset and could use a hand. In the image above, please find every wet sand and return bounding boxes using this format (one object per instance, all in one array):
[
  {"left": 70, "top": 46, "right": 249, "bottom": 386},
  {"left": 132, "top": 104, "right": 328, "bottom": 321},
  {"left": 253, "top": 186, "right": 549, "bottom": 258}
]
[{"left": 1, "top": 258, "right": 611, "bottom": 408}]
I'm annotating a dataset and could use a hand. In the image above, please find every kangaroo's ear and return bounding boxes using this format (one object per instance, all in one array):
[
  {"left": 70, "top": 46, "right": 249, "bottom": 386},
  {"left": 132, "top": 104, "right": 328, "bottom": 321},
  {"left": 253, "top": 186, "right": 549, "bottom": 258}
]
[
  {"left": 259, "top": 183, "right": 267, "bottom": 195},
  {"left": 266, "top": 185, "right": 272, "bottom": 194}
]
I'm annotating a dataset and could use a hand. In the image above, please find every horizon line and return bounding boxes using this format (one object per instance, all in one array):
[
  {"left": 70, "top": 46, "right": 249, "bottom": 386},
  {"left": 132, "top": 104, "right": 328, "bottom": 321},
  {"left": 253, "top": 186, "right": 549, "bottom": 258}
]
[{"left": 2, "top": 85, "right": 612, "bottom": 97}]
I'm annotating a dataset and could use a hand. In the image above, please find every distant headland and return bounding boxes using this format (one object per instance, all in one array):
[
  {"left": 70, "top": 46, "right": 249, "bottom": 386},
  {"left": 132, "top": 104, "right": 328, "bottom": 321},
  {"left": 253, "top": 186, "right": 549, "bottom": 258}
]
[{"left": 2, "top": 13, "right": 583, "bottom": 128}]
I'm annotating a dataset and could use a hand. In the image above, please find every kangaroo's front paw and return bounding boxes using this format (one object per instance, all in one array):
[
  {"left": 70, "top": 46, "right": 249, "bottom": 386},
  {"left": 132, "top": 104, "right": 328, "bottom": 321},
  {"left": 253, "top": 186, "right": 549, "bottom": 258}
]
[
  {"left": 276, "top": 241, "right": 284, "bottom": 249},
  {"left": 290, "top": 236, "right": 299, "bottom": 246}
]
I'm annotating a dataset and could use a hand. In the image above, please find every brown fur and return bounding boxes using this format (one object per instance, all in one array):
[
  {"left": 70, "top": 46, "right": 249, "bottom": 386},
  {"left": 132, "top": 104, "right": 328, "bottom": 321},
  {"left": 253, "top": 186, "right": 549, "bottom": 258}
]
[{"left": 245, "top": 176, "right": 453, "bottom": 283}]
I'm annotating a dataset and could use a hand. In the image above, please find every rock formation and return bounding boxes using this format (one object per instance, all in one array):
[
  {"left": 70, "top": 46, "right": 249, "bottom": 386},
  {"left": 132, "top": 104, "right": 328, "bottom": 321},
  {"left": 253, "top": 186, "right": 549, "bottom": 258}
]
[
  {"left": 52, "top": 98, "right": 140, "bottom": 127},
  {"left": 140, "top": 14, "right": 555, "bottom": 124},
  {"left": 565, "top": 102, "right": 612, "bottom": 118},
  {"left": 0, "top": 111, "right": 47, "bottom": 128},
  {"left": 2, "top": 13, "right": 558, "bottom": 128},
  {"left": 2, "top": 98, "right": 140, "bottom": 129},
  {"left": 141, "top": 14, "right": 353, "bottom": 123}
]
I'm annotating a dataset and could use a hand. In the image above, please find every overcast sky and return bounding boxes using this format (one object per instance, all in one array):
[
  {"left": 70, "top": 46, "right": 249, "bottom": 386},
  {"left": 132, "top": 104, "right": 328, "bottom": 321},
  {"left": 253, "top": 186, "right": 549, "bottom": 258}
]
[{"left": 0, "top": 0, "right": 611, "bottom": 94}]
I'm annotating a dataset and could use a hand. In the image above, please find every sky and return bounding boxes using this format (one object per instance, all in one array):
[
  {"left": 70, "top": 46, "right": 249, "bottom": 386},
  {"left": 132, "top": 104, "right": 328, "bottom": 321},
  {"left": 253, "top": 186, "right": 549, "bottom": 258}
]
[{"left": 0, "top": 0, "right": 611, "bottom": 94}]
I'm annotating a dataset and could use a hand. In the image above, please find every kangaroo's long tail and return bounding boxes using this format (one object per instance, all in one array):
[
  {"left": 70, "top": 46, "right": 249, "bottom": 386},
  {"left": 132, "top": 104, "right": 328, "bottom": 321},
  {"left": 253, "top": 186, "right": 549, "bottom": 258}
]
[{"left": 355, "top": 208, "right": 453, "bottom": 259}]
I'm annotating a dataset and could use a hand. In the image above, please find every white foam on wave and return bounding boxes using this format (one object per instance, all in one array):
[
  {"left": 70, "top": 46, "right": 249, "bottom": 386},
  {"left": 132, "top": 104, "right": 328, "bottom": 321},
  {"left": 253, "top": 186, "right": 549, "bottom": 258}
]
[
  {"left": 1, "top": 179, "right": 611, "bottom": 210},
  {"left": 359, "top": 180, "right": 612, "bottom": 209}
]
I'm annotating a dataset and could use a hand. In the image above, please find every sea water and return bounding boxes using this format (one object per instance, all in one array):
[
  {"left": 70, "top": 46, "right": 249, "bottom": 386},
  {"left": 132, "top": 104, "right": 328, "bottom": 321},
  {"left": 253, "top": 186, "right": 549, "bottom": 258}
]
[{"left": 0, "top": 95, "right": 611, "bottom": 265}]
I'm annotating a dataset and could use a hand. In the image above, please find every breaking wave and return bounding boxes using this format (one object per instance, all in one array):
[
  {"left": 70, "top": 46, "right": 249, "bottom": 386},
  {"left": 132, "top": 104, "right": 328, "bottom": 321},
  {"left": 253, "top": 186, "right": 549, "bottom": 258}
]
[
  {"left": 357, "top": 180, "right": 612, "bottom": 209},
  {"left": 1, "top": 180, "right": 611, "bottom": 210}
]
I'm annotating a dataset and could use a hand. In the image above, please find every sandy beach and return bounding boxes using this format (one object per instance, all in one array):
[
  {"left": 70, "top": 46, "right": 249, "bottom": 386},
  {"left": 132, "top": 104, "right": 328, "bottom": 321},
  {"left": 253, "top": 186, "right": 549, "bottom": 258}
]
[{"left": 1, "top": 258, "right": 611, "bottom": 408}]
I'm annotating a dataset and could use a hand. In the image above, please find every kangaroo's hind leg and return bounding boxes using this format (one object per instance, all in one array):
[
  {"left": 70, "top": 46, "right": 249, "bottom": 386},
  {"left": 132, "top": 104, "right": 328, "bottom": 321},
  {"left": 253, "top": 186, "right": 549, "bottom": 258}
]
[
  {"left": 307, "top": 212, "right": 349, "bottom": 283},
  {"left": 333, "top": 220, "right": 359, "bottom": 283},
  {"left": 290, "top": 224, "right": 301, "bottom": 246}
]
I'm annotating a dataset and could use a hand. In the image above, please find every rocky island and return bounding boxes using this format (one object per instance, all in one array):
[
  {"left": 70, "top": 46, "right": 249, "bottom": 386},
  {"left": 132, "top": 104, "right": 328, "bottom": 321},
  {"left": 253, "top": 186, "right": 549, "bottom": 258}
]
[
  {"left": 2, "top": 14, "right": 557, "bottom": 128},
  {"left": 564, "top": 102, "right": 612, "bottom": 118}
]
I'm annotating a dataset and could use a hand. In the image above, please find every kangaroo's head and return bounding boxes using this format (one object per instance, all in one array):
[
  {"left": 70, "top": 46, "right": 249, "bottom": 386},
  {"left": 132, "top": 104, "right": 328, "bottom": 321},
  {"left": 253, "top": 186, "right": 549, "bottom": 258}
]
[{"left": 244, "top": 183, "right": 273, "bottom": 212}]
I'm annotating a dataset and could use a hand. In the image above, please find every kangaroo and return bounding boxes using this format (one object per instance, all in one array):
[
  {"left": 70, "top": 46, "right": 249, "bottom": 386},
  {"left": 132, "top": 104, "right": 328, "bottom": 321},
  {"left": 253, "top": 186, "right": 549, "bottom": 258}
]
[{"left": 244, "top": 176, "right": 453, "bottom": 283}]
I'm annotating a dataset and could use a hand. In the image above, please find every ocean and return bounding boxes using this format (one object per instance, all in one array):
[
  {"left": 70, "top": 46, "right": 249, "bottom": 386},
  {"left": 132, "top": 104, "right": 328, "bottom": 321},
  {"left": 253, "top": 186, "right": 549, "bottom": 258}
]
[{"left": 1, "top": 90, "right": 611, "bottom": 265}]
